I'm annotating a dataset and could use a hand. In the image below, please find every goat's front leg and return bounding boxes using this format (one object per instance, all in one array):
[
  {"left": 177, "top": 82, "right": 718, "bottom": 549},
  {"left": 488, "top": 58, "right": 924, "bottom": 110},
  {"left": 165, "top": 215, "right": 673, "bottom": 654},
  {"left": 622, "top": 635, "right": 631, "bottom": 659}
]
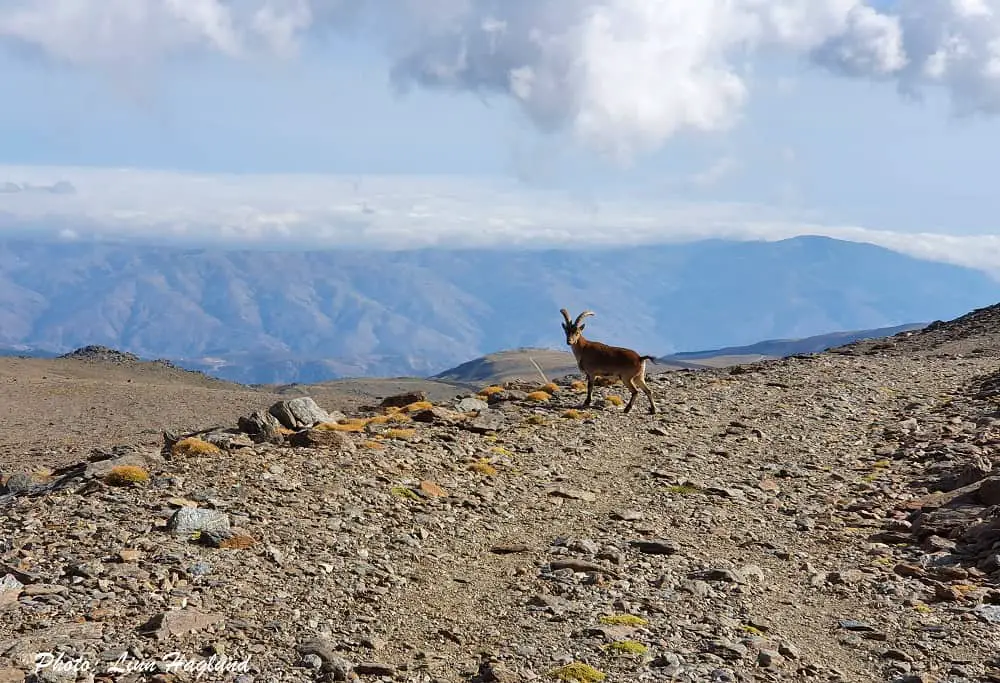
[{"left": 581, "top": 375, "right": 594, "bottom": 408}]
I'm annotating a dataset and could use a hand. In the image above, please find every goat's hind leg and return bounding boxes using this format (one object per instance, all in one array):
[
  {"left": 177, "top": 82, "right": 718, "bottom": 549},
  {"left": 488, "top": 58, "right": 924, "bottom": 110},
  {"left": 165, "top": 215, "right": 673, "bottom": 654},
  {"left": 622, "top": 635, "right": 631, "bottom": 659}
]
[{"left": 634, "top": 372, "right": 657, "bottom": 415}]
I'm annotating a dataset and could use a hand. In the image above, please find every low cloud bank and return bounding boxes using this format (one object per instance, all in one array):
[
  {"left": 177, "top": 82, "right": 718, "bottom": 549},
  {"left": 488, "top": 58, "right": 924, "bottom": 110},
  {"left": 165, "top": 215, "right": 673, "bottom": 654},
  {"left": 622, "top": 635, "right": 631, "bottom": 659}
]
[{"left": 0, "top": 165, "right": 998, "bottom": 276}]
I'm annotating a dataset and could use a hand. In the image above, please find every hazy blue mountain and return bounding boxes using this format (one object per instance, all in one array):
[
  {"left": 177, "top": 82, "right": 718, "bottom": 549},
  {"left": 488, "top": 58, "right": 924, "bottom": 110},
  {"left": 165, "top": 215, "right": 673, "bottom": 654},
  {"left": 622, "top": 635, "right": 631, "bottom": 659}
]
[
  {"left": 661, "top": 323, "right": 927, "bottom": 363},
  {"left": 1, "top": 235, "right": 997, "bottom": 383}
]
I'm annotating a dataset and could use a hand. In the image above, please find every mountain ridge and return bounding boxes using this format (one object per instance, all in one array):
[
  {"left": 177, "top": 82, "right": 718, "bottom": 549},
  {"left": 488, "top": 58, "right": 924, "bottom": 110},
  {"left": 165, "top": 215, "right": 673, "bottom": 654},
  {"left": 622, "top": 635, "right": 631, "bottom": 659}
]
[{"left": 2, "top": 234, "right": 997, "bottom": 383}]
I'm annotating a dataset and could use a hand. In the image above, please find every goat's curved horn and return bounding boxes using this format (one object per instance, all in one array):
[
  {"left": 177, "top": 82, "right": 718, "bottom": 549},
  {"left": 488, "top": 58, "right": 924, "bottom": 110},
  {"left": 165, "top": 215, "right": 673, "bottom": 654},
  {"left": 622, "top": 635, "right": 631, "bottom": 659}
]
[
  {"left": 574, "top": 310, "right": 595, "bottom": 326},
  {"left": 560, "top": 308, "right": 572, "bottom": 324}
]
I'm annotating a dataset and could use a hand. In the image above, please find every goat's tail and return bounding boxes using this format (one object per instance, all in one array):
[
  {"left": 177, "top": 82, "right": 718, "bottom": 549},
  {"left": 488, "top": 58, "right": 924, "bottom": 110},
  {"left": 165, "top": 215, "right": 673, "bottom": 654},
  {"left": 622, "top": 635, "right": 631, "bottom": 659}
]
[{"left": 640, "top": 355, "right": 658, "bottom": 364}]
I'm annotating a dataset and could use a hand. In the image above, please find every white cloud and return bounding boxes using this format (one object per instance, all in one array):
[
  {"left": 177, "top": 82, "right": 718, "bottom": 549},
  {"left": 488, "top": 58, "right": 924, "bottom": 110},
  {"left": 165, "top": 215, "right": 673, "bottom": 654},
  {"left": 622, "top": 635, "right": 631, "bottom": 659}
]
[
  {"left": 4, "top": 2, "right": 1000, "bottom": 161},
  {"left": 0, "top": 164, "right": 998, "bottom": 277}
]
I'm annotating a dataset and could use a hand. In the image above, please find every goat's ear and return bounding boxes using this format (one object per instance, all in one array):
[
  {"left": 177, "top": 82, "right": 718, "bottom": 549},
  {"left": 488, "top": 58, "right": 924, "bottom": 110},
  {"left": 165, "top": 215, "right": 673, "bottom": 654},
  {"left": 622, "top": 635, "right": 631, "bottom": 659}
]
[{"left": 579, "top": 323, "right": 586, "bottom": 331}]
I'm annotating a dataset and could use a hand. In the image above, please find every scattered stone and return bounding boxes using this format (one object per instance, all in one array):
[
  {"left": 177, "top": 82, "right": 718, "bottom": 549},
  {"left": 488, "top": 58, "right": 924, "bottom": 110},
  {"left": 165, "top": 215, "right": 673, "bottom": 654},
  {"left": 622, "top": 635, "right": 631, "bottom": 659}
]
[
  {"left": 490, "top": 543, "right": 532, "bottom": 555},
  {"left": 0, "top": 574, "right": 23, "bottom": 605},
  {"left": 288, "top": 428, "right": 356, "bottom": 450},
  {"left": 456, "top": 397, "right": 489, "bottom": 412},
  {"left": 3, "top": 473, "right": 34, "bottom": 494},
  {"left": 706, "top": 639, "right": 748, "bottom": 660},
  {"left": 354, "top": 662, "right": 396, "bottom": 676},
  {"left": 418, "top": 480, "right": 448, "bottom": 498},
  {"left": 549, "top": 559, "right": 618, "bottom": 577},
  {"left": 466, "top": 409, "right": 506, "bottom": 434},
  {"left": 630, "top": 539, "right": 680, "bottom": 555},
  {"left": 202, "top": 528, "right": 257, "bottom": 549},
  {"left": 166, "top": 508, "right": 230, "bottom": 537},
  {"left": 268, "top": 397, "right": 334, "bottom": 430},
  {"left": 379, "top": 391, "right": 427, "bottom": 408},
  {"left": 758, "top": 649, "right": 784, "bottom": 667},
  {"left": 546, "top": 487, "right": 597, "bottom": 502},
  {"left": 238, "top": 410, "right": 283, "bottom": 438}
]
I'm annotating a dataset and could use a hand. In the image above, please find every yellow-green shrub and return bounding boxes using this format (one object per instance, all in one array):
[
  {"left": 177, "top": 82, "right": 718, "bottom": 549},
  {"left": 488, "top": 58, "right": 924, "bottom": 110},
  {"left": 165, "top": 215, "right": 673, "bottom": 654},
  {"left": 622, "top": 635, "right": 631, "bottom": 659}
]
[
  {"left": 104, "top": 465, "right": 150, "bottom": 486},
  {"left": 546, "top": 663, "right": 605, "bottom": 682}
]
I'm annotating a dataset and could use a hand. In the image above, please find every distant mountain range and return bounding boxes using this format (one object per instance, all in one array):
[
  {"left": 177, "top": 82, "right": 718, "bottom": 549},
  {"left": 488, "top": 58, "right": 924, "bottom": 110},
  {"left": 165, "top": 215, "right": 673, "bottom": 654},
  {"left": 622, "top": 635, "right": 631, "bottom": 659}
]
[
  {"left": 1, "top": 235, "right": 997, "bottom": 384},
  {"left": 429, "top": 323, "right": 929, "bottom": 384}
]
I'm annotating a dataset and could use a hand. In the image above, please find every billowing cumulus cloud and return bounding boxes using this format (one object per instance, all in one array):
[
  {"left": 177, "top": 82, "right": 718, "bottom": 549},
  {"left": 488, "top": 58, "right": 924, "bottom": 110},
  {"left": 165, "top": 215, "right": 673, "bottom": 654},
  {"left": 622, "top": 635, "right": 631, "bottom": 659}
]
[{"left": 3, "top": 1, "right": 1000, "bottom": 158}]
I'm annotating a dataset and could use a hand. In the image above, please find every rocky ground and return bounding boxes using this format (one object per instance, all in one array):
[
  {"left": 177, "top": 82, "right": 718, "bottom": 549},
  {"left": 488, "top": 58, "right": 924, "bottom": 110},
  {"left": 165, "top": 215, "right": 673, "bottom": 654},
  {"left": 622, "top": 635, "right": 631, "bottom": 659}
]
[
  {"left": 2, "top": 311, "right": 1000, "bottom": 683},
  {"left": 0, "top": 347, "right": 472, "bottom": 473}
]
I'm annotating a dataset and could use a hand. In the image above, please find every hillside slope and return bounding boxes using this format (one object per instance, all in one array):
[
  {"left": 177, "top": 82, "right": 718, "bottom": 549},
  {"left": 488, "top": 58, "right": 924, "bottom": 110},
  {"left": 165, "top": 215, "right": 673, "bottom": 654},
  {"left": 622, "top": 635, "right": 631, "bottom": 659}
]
[
  {"left": 662, "top": 322, "right": 926, "bottom": 366},
  {"left": 2, "top": 235, "right": 997, "bottom": 383},
  {"left": 3, "top": 303, "right": 1000, "bottom": 681}
]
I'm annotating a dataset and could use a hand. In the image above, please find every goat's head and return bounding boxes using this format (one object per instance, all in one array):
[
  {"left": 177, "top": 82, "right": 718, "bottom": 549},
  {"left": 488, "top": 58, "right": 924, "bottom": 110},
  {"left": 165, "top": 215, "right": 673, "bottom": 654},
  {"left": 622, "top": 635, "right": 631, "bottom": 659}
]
[{"left": 560, "top": 308, "right": 595, "bottom": 346}]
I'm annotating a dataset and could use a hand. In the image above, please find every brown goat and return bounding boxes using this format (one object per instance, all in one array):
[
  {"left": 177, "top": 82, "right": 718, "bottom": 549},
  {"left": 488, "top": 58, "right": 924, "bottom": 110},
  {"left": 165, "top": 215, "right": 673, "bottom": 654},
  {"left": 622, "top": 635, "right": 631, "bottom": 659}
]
[{"left": 560, "top": 308, "right": 658, "bottom": 414}]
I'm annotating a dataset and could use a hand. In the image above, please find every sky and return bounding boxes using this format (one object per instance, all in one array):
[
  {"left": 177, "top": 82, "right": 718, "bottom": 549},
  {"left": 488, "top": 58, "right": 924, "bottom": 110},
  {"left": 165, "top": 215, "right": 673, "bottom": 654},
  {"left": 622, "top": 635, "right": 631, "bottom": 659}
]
[{"left": 2, "top": 0, "right": 1000, "bottom": 271}]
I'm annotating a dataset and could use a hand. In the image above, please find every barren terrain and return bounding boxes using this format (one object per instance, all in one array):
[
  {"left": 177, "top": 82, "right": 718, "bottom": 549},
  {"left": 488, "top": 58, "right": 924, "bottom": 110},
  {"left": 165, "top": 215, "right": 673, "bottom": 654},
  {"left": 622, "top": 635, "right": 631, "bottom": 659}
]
[{"left": 2, "top": 307, "right": 1000, "bottom": 682}]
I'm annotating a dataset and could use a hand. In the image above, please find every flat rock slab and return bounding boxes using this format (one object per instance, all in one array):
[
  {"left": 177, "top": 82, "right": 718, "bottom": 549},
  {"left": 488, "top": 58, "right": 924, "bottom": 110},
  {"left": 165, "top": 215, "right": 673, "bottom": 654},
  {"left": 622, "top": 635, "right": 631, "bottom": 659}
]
[
  {"left": 546, "top": 487, "right": 597, "bottom": 502},
  {"left": 138, "top": 609, "right": 224, "bottom": 641}
]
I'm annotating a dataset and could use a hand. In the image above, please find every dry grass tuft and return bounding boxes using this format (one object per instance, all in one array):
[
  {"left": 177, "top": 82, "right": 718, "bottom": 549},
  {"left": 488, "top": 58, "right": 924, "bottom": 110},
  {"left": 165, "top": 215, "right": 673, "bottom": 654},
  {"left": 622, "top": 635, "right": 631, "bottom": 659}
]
[
  {"left": 384, "top": 428, "right": 416, "bottom": 440},
  {"left": 599, "top": 614, "right": 648, "bottom": 626},
  {"left": 361, "top": 440, "right": 385, "bottom": 450},
  {"left": 570, "top": 380, "right": 588, "bottom": 392},
  {"left": 387, "top": 412, "right": 413, "bottom": 424},
  {"left": 526, "top": 391, "right": 551, "bottom": 402},
  {"left": 316, "top": 421, "right": 365, "bottom": 432},
  {"left": 538, "top": 382, "right": 560, "bottom": 394},
  {"left": 561, "top": 409, "right": 586, "bottom": 420},
  {"left": 478, "top": 385, "right": 504, "bottom": 397},
  {"left": 469, "top": 460, "right": 498, "bottom": 476},
  {"left": 525, "top": 415, "right": 547, "bottom": 425},
  {"left": 605, "top": 395, "right": 625, "bottom": 407},
  {"left": 402, "top": 400, "right": 434, "bottom": 413},
  {"left": 104, "top": 465, "right": 150, "bottom": 486},
  {"left": 171, "top": 437, "right": 222, "bottom": 457}
]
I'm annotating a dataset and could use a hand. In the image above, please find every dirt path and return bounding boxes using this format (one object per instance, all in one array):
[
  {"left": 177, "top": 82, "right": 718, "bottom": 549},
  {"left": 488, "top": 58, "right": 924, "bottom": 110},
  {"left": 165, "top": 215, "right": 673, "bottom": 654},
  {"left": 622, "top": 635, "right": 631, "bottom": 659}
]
[{"left": 379, "top": 353, "right": 999, "bottom": 681}]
